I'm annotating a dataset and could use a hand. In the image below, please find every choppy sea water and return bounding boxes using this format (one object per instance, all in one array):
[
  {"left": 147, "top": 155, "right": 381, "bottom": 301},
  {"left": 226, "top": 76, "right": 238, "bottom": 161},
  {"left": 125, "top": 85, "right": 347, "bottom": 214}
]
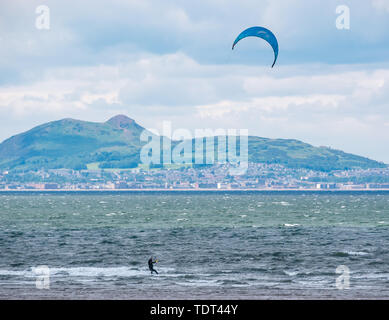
[{"left": 0, "top": 191, "right": 389, "bottom": 299}]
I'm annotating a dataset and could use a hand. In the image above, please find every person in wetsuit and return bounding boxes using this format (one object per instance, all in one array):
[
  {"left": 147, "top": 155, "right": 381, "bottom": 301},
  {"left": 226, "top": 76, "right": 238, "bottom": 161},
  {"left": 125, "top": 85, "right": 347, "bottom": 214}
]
[{"left": 148, "top": 257, "right": 158, "bottom": 274}]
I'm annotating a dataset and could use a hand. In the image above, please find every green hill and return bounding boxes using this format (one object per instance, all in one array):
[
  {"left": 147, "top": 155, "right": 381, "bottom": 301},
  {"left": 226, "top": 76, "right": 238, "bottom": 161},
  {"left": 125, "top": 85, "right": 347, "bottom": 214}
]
[
  {"left": 0, "top": 115, "right": 148, "bottom": 171},
  {"left": 247, "top": 136, "right": 385, "bottom": 171},
  {"left": 0, "top": 115, "right": 385, "bottom": 171}
]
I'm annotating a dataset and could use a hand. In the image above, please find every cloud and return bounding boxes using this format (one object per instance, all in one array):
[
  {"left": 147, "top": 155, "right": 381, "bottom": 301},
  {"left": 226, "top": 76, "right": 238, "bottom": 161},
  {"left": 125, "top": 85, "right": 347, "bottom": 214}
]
[
  {"left": 196, "top": 94, "right": 345, "bottom": 118},
  {"left": 1, "top": 1, "right": 389, "bottom": 162},
  {"left": 1, "top": 0, "right": 389, "bottom": 78},
  {"left": 372, "top": 0, "right": 389, "bottom": 12},
  {"left": 1, "top": 53, "right": 388, "bottom": 143}
]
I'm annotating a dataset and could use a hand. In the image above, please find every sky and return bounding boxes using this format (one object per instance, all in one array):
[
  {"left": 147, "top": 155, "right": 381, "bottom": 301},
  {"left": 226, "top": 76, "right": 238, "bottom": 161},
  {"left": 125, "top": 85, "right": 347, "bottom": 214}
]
[{"left": 1, "top": 0, "right": 389, "bottom": 162}]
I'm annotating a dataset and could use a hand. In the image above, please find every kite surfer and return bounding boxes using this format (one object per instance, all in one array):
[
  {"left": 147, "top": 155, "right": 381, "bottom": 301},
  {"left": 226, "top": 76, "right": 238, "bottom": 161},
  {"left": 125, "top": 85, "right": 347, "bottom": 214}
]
[{"left": 148, "top": 257, "right": 158, "bottom": 275}]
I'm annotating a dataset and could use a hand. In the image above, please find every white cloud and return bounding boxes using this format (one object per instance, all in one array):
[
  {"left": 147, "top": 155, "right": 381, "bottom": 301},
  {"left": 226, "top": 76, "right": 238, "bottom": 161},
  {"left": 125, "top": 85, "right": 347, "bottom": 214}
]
[
  {"left": 372, "top": 0, "right": 389, "bottom": 12},
  {"left": 196, "top": 94, "right": 345, "bottom": 118},
  {"left": 1, "top": 1, "right": 389, "bottom": 162}
]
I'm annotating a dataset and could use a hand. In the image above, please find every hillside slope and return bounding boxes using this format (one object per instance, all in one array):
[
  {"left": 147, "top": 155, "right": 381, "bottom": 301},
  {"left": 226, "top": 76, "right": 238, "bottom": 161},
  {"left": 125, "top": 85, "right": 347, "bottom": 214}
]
[
  {"left": 0, "top": 115, "right": 385, "bottom": 171},
  {"left": 0, "top": 115, "right": 147, "bottom": 170}
]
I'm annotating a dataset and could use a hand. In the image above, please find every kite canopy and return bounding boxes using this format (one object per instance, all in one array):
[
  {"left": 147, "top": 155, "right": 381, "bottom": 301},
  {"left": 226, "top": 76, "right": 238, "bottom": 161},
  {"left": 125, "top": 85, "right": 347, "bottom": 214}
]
[{"left": 232, "top": 26, "right": 279, "bottom": 68}]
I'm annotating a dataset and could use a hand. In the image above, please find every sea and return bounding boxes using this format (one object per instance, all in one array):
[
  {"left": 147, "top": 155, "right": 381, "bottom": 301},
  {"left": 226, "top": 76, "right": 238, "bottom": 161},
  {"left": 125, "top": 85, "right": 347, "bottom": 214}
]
[{"left": 0, "top": 191, "right": 388, "bottom": 299}]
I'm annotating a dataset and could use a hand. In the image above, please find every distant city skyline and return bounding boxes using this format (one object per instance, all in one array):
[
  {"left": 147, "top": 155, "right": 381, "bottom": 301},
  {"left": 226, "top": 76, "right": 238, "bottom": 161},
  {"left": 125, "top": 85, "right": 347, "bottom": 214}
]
[{"left": 1, "top": 1, "right": 389, "bottom": 162}]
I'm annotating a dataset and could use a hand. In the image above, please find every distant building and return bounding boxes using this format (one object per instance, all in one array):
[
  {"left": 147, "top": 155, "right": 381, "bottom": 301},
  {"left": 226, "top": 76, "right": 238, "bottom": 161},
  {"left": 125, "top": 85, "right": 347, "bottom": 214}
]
[
  {"left": 31, "top": 183, "right": 45, "bottom": 189},
  {"left": 316, "top": 183, "right": 338, "bottom": 190},
  {"left": 44, "top": 183, "right": 59, "bottom": 189},
  {"left": 104, "top": 182, "right": 115, "bottom": 189},
  {"left": 368, "top": 184, "right": 389, "bottom": 189},
  {"left": 115, "top": 182, "right": 129, "bottom": 189},
  {"left": 199, "top": 183, "right": 218, "bottom": 189}
]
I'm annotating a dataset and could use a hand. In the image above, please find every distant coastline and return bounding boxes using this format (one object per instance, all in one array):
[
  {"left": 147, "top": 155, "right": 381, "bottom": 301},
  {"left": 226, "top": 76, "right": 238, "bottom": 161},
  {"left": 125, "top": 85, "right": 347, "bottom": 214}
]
[{"left": 1, "top": 188, "right": 389, "bottom": 193}]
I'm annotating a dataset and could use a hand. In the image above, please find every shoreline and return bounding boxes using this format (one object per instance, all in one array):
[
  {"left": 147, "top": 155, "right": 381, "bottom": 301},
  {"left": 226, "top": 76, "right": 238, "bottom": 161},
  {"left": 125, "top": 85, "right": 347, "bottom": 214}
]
[
  {"left": 0, "top": 286, "right": 387, "bottom": 300},
  {"left": 1, "top": 188, "right": 389, "bottom": 193}
]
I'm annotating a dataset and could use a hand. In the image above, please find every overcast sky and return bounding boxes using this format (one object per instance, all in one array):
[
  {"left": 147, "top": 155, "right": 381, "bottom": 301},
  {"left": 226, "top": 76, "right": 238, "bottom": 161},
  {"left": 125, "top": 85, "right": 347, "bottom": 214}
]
[{"left": 1, "top": 0, "right": 389, "bottom": 162}]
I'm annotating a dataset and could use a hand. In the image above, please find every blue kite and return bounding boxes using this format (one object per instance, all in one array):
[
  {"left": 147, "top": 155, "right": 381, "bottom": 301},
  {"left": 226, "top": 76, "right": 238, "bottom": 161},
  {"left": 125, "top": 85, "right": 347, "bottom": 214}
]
[{"left": 232, "top": 26, "right": 279, "bottom": 68}]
